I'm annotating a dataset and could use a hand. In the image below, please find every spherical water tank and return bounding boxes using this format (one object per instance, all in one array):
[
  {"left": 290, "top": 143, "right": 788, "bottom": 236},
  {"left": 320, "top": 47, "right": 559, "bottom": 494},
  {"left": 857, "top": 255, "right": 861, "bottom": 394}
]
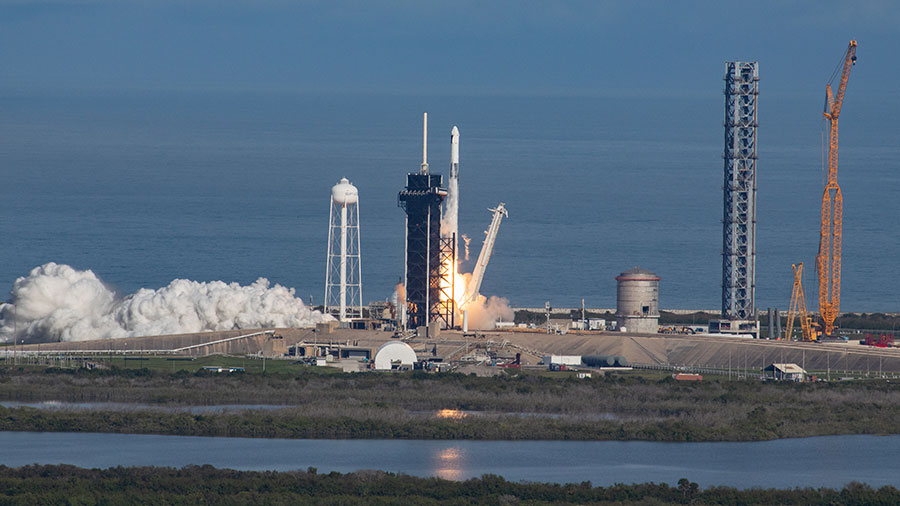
[
  {"left": 331, "top": 177, "right": 358, "bottom": 205},
  {"left": 374, "top": 341, "right": 417, "bottom": 370}
]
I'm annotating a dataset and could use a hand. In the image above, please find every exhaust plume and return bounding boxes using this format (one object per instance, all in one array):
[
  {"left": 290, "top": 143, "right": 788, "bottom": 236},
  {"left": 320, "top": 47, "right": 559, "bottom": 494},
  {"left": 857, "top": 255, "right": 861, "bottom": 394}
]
[
  {"left": 390, "top": 283, "right": 406, "bottom": 306},
  {"left": 461, "top": 234, "right": 471, "bottom": 261},
  {"left": 0, "top": 263, "right": 333, "bottom": 344},
  {"left": 462, "top": 294, "right": 514, "bottom": 330}
]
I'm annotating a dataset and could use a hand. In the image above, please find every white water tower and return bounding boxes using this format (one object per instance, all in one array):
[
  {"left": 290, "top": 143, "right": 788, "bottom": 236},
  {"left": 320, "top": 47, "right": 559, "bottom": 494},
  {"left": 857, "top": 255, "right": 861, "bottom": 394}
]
[{"left": 325, "top": 178, "right": 362, "bottom": 322}]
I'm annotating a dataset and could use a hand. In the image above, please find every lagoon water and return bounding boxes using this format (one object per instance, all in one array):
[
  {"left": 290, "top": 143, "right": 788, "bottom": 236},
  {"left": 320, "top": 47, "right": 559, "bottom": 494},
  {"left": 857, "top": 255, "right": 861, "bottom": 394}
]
[
  {"left": 1, "top": 432, "right": 898, "bottom": 489},
  {"left": 1, "top": 89, "right": 898, "bottom": 311}
]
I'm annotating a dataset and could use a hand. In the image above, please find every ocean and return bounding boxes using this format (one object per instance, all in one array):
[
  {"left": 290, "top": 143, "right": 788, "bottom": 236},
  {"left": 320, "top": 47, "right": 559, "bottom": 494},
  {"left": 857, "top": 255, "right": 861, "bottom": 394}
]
[{"left": 1, "top": 88, "right": 898, "bottom": 313}]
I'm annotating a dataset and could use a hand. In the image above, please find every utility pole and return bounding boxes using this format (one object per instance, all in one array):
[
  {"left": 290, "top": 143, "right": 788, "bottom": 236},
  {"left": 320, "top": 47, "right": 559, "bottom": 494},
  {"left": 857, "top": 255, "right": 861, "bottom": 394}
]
[
  {"left": 545, "top": 301, "right": 552, "bottom": 335},
  {"left": 581, "top": 298, "right": 586, "bottom": 330}
]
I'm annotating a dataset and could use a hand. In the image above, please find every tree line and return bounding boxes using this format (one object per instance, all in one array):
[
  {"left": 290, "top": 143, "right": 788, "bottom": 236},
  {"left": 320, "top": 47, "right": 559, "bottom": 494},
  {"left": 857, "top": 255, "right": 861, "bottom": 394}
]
[{"left": 0, "top": 465, "right": 897, "bottom": 505}]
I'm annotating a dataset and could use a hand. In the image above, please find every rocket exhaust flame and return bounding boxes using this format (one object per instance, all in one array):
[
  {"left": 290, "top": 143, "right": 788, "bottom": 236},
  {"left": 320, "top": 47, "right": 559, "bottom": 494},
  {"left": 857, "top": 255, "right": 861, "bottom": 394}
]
[
  {"left": 439, "top": 125, "right": 465, "bottom": 316},
  {"left": 433, "top": 124, "right": 512, "bottom": 329}
]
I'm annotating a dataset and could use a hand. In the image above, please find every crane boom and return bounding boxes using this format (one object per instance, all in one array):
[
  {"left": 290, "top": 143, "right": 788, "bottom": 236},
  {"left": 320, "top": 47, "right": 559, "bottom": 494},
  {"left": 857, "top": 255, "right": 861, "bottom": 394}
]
[
  {"left": 816, "top": 40, "right": 857, "bottom": 336},
  {"left": 459, "top": 203, "right": 508, "bottom": 308}
]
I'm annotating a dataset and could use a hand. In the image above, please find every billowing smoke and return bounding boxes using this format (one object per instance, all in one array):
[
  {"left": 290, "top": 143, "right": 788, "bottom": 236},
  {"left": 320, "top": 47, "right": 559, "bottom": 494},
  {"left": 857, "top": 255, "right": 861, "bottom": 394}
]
[
  {"left": 441, "top": 180, "right": 459, "bottom": 241},
  {"left": 390, "top": 283, "right": 405, "bottom": 307},
  {"left": 462, "top": 294, "right": 514, "bottom": 330},
  {"left": 0, "top": 263, "right": 333, "bottom": 344}
]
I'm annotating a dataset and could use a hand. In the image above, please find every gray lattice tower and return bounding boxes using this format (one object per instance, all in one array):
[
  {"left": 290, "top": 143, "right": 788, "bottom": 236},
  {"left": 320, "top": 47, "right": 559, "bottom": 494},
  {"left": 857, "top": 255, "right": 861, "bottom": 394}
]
[{"left": 721, "top": 61, "right": 758, "bottom": 320}]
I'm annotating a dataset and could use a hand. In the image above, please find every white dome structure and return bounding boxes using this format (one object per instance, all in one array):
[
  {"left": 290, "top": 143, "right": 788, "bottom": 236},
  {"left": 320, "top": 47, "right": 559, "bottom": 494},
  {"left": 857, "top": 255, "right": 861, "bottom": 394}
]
[{"left": 373, "top": 341, "right": 418, "bottom": 370}]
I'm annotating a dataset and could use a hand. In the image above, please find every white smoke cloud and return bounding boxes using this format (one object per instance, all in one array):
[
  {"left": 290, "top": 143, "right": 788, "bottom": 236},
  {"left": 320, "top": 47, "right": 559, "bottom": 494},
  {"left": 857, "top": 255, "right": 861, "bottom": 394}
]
[
  {"left": 441, "top": 175, "right": 459, "bottom": 241},
  {"left": 0, "top": 263, "right": 333, "bottom": 343},
  {"left": 462, "top": 294, "right": 514, "bottom": 330}
]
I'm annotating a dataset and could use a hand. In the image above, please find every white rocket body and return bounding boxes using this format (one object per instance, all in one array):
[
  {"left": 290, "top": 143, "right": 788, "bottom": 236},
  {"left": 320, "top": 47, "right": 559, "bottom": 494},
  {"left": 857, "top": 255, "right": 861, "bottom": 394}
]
[
  {"left": 450, "top": 126, "right": 459, "bottom": 174},
  {"left": 443, "top": 126, "right": 460, "bottom": 259}
]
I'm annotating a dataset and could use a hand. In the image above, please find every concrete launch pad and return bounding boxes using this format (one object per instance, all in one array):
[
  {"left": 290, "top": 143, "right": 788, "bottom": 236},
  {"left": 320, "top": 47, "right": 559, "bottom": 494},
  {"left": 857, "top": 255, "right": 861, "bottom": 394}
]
[{"left": 11, "top": 327, "right": 900, "bottom": 374}]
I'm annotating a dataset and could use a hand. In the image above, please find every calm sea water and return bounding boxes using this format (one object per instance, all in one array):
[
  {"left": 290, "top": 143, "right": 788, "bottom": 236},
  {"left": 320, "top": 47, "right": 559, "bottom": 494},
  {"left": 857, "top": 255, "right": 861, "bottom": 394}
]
[
  {"left": 1, "top": 89, "right": 898, "bottom": 311},
  {"left": 1, "top": 432, "right": 898, "bottom": 489}
]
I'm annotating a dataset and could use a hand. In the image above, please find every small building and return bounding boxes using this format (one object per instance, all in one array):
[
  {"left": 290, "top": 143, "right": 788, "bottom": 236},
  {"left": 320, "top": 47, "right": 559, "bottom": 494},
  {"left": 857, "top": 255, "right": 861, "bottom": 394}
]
[
  {"left": 709, "top": 319, "right": 759, "bottom": 338},
  {"left": 542, "top": 355, "right": 581, "bottom": 370},
  {"left": 764, "top": 363, "right": 807, "bottom": 382},
  {"left": 588, "top": 318, "right": 606, "bottom": 331}
]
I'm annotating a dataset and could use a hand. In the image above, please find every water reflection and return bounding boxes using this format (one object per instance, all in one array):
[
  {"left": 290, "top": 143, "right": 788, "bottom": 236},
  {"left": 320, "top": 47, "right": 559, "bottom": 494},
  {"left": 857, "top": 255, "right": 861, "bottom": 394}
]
[
  {"left": 1, "top": 433, "right": 899, "bottom": 489},
  {"left": 433, "top": 446, "right": 465, "bottom": 480}
]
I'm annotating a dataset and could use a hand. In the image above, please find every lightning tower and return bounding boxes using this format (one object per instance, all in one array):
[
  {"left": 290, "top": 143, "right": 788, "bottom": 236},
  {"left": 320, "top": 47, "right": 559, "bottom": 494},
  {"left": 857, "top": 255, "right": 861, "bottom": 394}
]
[{"left": 721, "top": 61, "right": 758, "bottom": 325}]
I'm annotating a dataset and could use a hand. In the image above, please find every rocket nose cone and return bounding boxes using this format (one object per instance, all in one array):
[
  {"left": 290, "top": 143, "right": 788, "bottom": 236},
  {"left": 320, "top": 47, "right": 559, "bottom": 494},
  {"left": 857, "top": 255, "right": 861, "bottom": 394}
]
[{"left": 451, "top": 126, "right": 459, "bottom": 137}]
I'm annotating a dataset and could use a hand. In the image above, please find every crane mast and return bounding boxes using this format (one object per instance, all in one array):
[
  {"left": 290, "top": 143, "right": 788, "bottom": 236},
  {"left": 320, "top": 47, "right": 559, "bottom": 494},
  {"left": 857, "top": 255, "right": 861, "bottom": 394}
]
[
  {"left": 786, "top": 263, "right": 817, "bottom": 342},
  {"left": 816, "top": 40, "right": 857, "bottom": 336}
]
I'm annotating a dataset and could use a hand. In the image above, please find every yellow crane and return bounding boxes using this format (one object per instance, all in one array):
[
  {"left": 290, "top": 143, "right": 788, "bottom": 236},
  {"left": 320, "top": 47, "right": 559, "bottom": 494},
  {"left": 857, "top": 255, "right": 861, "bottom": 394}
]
[
  {"left": 817, "top": 40, "right": 857, "bottom": 336},
  {"left": 786, "top": 263, "right": 818, "bottom": 342}
]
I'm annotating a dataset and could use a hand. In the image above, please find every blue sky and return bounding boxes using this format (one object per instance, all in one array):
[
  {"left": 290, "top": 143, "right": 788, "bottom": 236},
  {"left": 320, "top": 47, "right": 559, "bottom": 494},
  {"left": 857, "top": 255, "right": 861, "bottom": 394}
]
[{"left": 1, "top": 0, "right": 897, "bottom": 97}]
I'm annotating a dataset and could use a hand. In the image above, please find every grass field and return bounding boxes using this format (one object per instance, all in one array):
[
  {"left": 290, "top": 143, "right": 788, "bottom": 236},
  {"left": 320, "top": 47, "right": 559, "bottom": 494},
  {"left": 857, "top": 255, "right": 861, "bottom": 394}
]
[{"left": 0, "top": 354, "right": 342, "bottom": 376}]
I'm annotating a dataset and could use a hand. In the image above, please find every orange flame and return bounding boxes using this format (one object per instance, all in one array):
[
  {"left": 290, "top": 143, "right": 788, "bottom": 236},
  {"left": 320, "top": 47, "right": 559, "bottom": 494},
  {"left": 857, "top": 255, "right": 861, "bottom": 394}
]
[{"left": 440, "top": 258, "right": 468, "bottom": 308}]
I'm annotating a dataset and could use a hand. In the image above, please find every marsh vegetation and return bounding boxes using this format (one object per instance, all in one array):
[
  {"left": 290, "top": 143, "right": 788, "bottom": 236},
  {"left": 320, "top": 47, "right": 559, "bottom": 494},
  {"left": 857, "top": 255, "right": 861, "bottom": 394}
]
[{"left": 2, "top": 365, "right": 900, "bottom": 440}]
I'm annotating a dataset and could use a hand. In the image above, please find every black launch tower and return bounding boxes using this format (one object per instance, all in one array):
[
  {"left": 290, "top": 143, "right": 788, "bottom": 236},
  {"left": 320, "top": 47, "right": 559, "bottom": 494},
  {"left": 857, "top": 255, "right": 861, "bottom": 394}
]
[{"left": 398, "top": 173, "right": 454, "bottom": 329}]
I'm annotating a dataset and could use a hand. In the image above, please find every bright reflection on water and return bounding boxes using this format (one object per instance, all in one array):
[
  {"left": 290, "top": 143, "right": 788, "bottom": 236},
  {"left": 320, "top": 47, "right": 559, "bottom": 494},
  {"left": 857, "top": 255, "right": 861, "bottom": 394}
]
[{"left": 433, "top": 446, "right": 465, "bottom": 480}]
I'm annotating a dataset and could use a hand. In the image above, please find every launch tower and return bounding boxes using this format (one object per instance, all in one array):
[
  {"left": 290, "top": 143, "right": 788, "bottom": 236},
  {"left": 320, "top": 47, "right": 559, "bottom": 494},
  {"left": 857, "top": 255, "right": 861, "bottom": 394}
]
[{"left": 398, "top": 114, "right": 455, "bottom": 330}]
